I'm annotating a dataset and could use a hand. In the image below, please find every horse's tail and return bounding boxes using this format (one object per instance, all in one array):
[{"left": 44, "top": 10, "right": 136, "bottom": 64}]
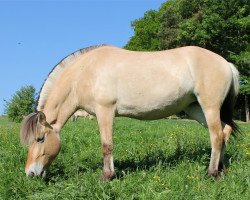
[{"left": 220, "top": 63, "right": 241, "bottom": 137}]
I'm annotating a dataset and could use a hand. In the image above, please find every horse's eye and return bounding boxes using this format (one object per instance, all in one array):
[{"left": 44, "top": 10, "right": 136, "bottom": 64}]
[{"left": 36, "top": 136, "right": 45, "bottom": 143}]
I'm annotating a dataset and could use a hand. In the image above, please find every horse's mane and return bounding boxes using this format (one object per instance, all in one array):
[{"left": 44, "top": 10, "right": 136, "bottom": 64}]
[{"left": 35, "top": 44, "right": 107, "bottom": 111}]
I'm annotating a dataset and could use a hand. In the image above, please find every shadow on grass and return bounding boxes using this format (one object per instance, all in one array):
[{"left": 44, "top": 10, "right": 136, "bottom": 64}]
[
  {"left": 114, "top": 145, "right": 211, "bottom": 179},
  {"left": 44, "top": 145, "right": 235, "bottom": 181},
  {"left": 44, "top": 162, "right": 66, "bottom": 183},
  {"left": 44, "top": 159, "right": 102, "bottom": 183},
  {"left": 114, "top": 146, "right": 235, "bottom": 180}
]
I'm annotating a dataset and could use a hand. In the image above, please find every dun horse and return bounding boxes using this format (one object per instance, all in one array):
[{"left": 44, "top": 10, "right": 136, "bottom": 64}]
[
  {"left": 20, "top": 45, "right": 240, "bottom": 180},
  {"left": 72, "top": 109, "right": 94, "bottom": 121}
]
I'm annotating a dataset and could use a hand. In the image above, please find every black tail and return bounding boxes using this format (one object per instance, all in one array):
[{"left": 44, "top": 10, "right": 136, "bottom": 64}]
[
  {"left": 220, "top": 63, "right": 243, "bottom": 137},
  {"left": 221, "top": 103, "right": 242, "bottom": 137}
]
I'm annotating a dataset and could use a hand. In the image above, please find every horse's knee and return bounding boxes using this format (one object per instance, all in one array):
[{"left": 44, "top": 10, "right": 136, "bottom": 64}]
[{"left": 204, "top": 109, "right": 223, "bottom": 146}]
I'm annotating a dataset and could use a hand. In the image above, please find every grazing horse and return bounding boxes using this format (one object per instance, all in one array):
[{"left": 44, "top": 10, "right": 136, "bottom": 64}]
[
  {"left": 71, "top": 109, "right": 94, "bottom": 121},
  {"left": 20, "top": 45, "right": 240, "bottom": 180}
]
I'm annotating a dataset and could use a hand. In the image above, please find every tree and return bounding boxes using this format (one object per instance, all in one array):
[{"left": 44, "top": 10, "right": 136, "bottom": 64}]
[
  {"left": 124, "top": 10, "right": 162, "bottom": 51},
  {"left": 125, "top": 0, "right": 250, "bottom": 121},
  {"left": 4, "top": 85, "right": 36, "bottom": 122},
  {"left": 240, "top": 76, "right": 250, "bottom": 122}
]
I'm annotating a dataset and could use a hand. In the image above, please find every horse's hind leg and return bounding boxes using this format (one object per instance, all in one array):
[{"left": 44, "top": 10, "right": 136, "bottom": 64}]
[
  {"left": 185, "top": 103, "right": 231, "bottom": 175},
  {"left": 96, "top": 106, "right": 115, "bottom": 181},
  {"left": 222, "top": 123, "right": 233, "bottom": 144},
  {"left": 204, "top": 108, "right": 224, "bottom": 177},
  {"left": 218, "top": 123, "right": 233, "bottom": 172},
  {"left": 184, "top": 102, "right": 228, "bottom": 176}
]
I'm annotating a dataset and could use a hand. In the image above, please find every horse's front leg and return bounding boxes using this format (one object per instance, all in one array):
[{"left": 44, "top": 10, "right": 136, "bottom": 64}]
[{"left": 96, "top": 106, "right": 115, "bottom": 181}]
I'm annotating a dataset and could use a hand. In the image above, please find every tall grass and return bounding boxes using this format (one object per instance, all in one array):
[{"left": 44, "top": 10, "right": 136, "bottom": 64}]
[{"left": 0, "top": 116, "right": 249, "bottom": 199}]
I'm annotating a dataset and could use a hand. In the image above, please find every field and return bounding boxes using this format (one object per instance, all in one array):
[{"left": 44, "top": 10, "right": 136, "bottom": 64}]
[{"left": 0, "top": 116, "right": 249, "bottom": 199}]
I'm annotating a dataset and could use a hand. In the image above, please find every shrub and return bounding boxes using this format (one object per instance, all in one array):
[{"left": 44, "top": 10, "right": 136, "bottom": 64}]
[{"left": 4, "top": 85, "right": 36, "bottom": 122}]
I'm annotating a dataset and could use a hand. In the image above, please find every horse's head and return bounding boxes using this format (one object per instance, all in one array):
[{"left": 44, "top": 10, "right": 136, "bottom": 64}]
[{"left": 20, "top": 111, "right": 61, "bottom": 177}]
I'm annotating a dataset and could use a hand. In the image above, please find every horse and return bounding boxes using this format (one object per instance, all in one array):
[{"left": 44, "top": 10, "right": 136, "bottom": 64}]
[
  {"left": 20, "top": 44, "right": 240, "bottom": 180},
  {"left": 71, "top": 109, "right": 94, "bottom": 121}
]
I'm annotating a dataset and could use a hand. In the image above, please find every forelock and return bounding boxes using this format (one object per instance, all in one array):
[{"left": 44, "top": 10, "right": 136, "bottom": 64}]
[{"left": 20, "top": 113, "right": 39, "bottom": 145}]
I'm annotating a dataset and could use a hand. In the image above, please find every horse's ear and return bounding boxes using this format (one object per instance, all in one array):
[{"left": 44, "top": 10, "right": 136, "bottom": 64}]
[
  {"left": 37, "top": 111, "right": 53, "bottom": 129},
  {"left": 37, "top": 111, "right": 47, "bottom": 126}
]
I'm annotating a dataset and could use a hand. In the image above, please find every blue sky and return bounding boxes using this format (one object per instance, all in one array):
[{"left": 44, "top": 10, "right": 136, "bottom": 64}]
[{"left": 0, "top": 0, "right": 166, "bottom": 114}]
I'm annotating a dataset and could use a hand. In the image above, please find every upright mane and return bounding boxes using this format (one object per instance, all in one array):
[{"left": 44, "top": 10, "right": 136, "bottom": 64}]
[{"left": 35, "top": 44, "right": 107, "bottom": 111}]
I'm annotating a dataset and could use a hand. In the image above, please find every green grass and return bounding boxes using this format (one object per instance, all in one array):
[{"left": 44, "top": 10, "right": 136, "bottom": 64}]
[{"left": 0, "top": 116, "right": 249, "bottom": 199}]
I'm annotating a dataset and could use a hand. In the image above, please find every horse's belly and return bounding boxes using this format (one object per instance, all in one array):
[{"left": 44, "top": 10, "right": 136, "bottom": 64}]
[{"left": 116, "top": 92, "right": 195, "bottom": 120}]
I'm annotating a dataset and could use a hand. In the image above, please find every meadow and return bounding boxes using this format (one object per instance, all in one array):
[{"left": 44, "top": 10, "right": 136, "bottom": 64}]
[{"left": 0, "top": 116, "right": 249, "bottom": 199}]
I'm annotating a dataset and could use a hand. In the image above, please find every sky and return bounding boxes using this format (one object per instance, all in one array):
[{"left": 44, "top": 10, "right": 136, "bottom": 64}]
[{"left": 0, "top": 0, "right": 166, "bottom": 115}]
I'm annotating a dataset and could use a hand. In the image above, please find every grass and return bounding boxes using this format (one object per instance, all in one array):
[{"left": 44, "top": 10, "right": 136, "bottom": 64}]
[{"left": 0, "top": 116, "right": 249, "bottom": 199}]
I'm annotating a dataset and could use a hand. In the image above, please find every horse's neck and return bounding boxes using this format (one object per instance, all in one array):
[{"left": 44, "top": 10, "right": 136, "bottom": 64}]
[{"left": 42, "top": 92, "right": 76, "bottom": 132}]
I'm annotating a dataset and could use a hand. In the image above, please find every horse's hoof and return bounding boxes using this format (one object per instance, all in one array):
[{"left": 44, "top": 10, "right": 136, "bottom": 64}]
[
  {"left": 207, "top": 169, "right": 225, "bottom": 180},
  {"left": 208, "top": 170, "right": 218, "bottom": 178},
  {"left": 101, "top": 172, "right": 115, "bottom": 181}
]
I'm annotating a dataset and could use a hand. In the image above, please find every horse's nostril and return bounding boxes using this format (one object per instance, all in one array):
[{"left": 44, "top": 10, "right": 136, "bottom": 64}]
[
  {"left": 40, "top": 170, "right": 44, "bottom": 176},
  {"left": 29, "top": 172, "right": 35, "bottom": 177}
]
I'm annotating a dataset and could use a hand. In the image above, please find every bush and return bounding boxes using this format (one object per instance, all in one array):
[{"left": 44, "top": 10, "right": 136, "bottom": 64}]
[{"left": 4, "top": 85, "right": 36, "bottom": 122}]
